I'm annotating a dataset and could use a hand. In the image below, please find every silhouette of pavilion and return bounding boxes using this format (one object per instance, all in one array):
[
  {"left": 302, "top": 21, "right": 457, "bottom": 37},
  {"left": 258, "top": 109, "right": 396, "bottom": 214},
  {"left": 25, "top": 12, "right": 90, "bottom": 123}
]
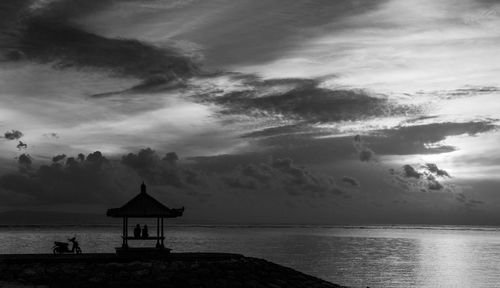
[{"left": 107, "top": 182, "right": 184, "bottom": 253}]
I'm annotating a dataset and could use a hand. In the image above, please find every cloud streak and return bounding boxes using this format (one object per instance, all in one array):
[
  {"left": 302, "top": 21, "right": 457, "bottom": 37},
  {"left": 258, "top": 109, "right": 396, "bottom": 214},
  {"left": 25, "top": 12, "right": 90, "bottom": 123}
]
[
  {"left": 208, "top": 77, "right": 417, "bottom": 123},
  {"left": 1, "top": 0, "right": 199, "bottom": 84}
]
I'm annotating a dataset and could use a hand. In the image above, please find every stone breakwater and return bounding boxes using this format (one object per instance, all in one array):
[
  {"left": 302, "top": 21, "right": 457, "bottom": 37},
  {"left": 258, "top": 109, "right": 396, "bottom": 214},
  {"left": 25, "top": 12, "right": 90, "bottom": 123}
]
[{"left": 0, "top": 253, "right": 347, "bottom": 288}]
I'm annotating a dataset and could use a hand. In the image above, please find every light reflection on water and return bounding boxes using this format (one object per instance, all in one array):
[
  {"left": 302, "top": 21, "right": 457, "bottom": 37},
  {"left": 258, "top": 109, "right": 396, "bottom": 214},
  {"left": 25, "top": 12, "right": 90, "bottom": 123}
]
[{"left": 1, "top": 225, "right": 500, "bottom": 288}]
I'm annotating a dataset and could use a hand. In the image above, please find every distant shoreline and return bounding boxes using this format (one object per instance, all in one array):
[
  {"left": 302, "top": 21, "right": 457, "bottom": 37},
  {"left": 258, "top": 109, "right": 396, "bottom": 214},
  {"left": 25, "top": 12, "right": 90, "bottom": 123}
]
[
  {"left": 2, "top": 223, "right": 500, "bottom": 231},
  {"left": 4, "top": 210, "right": 500, "bottom": 227}
]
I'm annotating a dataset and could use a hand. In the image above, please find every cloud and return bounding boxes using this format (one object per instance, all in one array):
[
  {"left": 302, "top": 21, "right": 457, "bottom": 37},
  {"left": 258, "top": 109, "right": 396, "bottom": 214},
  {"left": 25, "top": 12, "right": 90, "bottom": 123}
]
[
  {"left": 43, "top": 133, "right": 59, "bottom": 139},
  {"left": 1, "top": 0, "right": 198, "bottom": 84},
  {"left": 341, "top": 176, "right": 360, "bottom": 187},
  {"left": 210, "top": 78, "right": 414, "bottom": 123},
  {"left": 16, "top": 141, "right": 27, "bottom": 150},
  {"left": 369, "top": 121, "right": 497, "bottom": 155},
  {"left": 455, "top": 193, "right": 484, "bottom": 208},
  {"left": 241, "top": 164, "right": 272, "bottom": 184},
  {"left": 0, "top": 151, "right": 119, "bottom": 204},
  {"left": 163, "top": 152, "right": 179, "bottom": 166},
  {"left": 222, "top": 157, "right": 350, "bottom": 198},
  {"left": 427, "top": 178, "right": 443, "bottom": 191},
  {"left": 0, "top": 147, "right": 351, "bottom": 207},
  {"left": 222, "top": 177, "right": 257, "bottom": 190},
  {"left": 3, "top": 130, "right": 23, "bottom": 140},
  {"left": 17, "top": 154, "right": 32, "bottom": 172},
  {"left": 466, "top": 199, "right": 484, "bottom": 207},
  {"left": 188, "top": 151, "right": 352, "bottom": 198},
  {"left": 230, "top": 120, "right": 497, "bottom": 170},
  {"left": 121, "top": 148, "right": 159, "bottom": 176},
  {"left": 394, "top": 162, "right": 452, "bottom": 192},
  {"left": 52, "top": 154, "right": 66, "bottom": 163},
  {"left": 353, "top": 134, "right": 376, "bottom": 162},
  {"left": 403, "top": 165, "right": 421, "bottom": 179},
  {"left": 425, "top": 163, "right": 451, "bottom": 178},
  {"left": 121, "top": 148, "right": 198, "bottom": 188}
]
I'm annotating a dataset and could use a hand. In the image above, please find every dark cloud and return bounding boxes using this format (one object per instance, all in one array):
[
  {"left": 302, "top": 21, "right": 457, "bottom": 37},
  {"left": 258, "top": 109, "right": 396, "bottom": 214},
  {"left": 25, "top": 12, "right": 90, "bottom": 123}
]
[
  {"left": 20, "top": 19, "right": 197, "bottom": 81},
  {"left": 467, "top": 199, "right": 484, "bottom": 206},
  {"left": 426, "top": 163, "right": 451, "bottom": 178},
  {"left": 455, "top": 193, "right": 484, "bottom": 208},
  {"left": 0, "top": 148, "right": 210, "bottom": 206},
  {"left": 456, "top": 193, "right": 466, "bottom": 203},
  {"left": 52, "top": 154, "right": 66, "bottom": 163},
  {"left": 43, "top": 133, "right": 59, "bottom": 139},
  {"left": 222, "top": 177, "right": 257, "bottom": 190},
  {"left": 353, "top": 135, "right": 376, "bottom": 162},
  {"left": 242, "top": 164, "right": 272, "bottom": 183},
  {"left": 184, "top": 169, "right": 202, "bottom": 186},
  {"left": 241, "top": 124, "right": 310, "bottom": 139},
  {"left": 341, "top": 176, "right": 360, "bottom": 187},
  {"left": 210, "top": 78, "right": 415, "bottom": 122},
  {"left": 271, "top": 158, "right": 307, "bottom": 178},
  {"left": 3, "top": 130, "right": 23, "bottom": 140},
  {"left": 17, "top": 154, "right": 32, "bottom": 172},
  {"left": 16, "top": 141, "right": 27, "bottom": 150},
  {"left": 1, "top": 0, "right": 198, "bottom": 84},
  {"left": 441, "top": 87, "right": 500, "bottom": 98},
  {"left": 121, "top": 148, "right": 199, "bottom": 188},
  {"left": 230, "top": 120, "right": 497, "bottom": 170},
  {"left": 0, "top": 151, "right": 118, "bottom": 204},
  {"left": 394, "top": 163, "right": 451, "bottom": 192},
  {"left": 427, "top": 178, "right": 443, "bottom": 191},
  {"left": 403, "top": 165, "right": 421, "bottom": 179},
  {"left": 191, "top": 152, "right": 350, "bottom": 198},
  {"left": 224, "top": 157, "right": 349, "bottom": 198},
  {"left": 358, "top": 149, "right": 375, "bottom": 162},
  {"left": 121, "top": 148, "right": 159, "bottom": 176},
  {"left": 85, "top": 151, "right": 108, "bottom": 167},
  {"left": 92, "top": 75, "right": 189, "bottom": 98},
  {"left": 163, "top": 152, "right": 179, "bottom": 166},
  {"left": 1, "top": 147, "right": 349, "bottom": 206},
  {"left": 369, "top": 121, "right": 497, "bottom": 155},
  {"left": 77, "top": 153, "right": 85, "bottom": 162},
  {"left": 173, "top": 0, "right": 383, "bottom": 67}
]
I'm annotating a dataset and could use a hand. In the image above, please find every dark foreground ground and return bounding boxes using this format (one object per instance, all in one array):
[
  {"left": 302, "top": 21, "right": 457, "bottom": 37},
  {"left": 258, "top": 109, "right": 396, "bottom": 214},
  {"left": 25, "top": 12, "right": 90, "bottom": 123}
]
[{"left": 0, "top": 253, "right": 347, "bottom": 288}]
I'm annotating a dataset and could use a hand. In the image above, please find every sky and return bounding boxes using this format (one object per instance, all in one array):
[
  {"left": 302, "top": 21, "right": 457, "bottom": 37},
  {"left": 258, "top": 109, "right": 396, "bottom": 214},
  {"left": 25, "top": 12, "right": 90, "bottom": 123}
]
[{"left": 1, "top": 0, "right": 500, "bottom": 224}]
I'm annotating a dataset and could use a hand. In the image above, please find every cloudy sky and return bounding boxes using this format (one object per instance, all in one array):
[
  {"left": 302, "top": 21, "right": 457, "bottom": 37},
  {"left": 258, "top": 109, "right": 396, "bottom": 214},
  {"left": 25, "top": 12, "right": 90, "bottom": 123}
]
[{"left": 1, "top": 0, "right": 500, "bottom": 224}]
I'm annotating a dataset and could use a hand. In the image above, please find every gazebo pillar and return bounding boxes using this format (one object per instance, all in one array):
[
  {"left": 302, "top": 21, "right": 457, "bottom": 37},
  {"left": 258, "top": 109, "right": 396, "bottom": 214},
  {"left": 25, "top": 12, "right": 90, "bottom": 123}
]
[
  {"left": 161, "top": 217, "right": 164, "bottom": 248},
  {"left": 156, "top": 217, "right": 160, "bottom": 248},
  {"left": 122, "top": 217, "right": 129, "bottom": 248}
]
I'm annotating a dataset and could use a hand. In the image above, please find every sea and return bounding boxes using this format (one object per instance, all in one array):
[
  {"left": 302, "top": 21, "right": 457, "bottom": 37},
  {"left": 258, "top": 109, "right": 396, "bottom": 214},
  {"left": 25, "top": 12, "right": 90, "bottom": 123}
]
[{"left": 1, "top": 225, "right": 500, "bottom": 288}]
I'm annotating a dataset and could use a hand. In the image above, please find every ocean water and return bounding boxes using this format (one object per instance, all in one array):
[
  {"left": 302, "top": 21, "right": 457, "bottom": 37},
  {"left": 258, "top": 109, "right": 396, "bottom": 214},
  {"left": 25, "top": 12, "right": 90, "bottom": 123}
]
[{"left": 1, "top": 225, "right": 500, "bottom": 288}]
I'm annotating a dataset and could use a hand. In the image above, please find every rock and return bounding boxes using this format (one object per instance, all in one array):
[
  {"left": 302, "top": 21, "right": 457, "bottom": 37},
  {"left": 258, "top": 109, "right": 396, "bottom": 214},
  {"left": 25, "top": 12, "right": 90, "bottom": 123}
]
[
  {"left": 132, "top": 269, "right": 149, "bottom": 278},
  {"left": 20, "top": 268, "right": 37, "bottom": 278},
  {"left": 0, "top": 253, "right": 345, "bottom": 288}
]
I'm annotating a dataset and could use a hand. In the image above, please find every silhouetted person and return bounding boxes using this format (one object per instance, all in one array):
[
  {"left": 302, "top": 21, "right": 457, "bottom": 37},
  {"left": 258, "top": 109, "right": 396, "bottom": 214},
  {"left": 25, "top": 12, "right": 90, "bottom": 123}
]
[
  {"left": 142, "top": 225, "right": 149, "bottom": 238},
  {"left": 133, "top": 224, "right": 141, "bottom": 238}
]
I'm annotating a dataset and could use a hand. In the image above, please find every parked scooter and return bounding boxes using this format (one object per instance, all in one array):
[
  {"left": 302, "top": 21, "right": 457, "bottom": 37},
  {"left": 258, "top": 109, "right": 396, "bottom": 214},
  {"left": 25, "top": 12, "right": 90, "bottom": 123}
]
[{"left": 53, "top": 237, "right": 82, "bottom": 254}]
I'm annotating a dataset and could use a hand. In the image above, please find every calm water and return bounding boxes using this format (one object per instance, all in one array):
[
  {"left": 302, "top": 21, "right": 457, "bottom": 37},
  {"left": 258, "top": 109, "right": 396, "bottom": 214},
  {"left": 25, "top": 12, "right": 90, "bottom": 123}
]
[{"left": 1, "top": 225, "right": 500, "bottom": 287}]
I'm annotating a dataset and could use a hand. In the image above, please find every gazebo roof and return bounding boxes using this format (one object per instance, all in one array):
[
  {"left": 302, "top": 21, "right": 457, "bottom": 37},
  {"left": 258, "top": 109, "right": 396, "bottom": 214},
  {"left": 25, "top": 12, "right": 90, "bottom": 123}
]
[{"left": 107, "top": 183, "right": 184, "bottom": 218}]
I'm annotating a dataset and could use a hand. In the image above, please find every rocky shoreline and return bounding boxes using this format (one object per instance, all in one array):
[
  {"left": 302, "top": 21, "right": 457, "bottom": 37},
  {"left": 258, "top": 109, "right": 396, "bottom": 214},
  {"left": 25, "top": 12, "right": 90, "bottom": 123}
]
[{"left": 0, "top": 253, "right": 347, "bottom": 288}]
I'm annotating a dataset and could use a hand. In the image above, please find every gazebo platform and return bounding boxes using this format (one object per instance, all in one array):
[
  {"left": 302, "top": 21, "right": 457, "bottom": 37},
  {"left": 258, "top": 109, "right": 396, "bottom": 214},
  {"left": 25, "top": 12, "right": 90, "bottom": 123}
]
[{"left": 115, "top": 247, "right": 172, "bottom": 257}]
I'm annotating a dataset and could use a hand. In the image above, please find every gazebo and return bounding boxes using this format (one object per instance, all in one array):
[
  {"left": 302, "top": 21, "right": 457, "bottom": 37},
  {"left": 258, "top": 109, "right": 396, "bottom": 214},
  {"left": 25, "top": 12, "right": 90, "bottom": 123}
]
[{"left": 107, "top": 182, "right": 184, "bottom": 253}]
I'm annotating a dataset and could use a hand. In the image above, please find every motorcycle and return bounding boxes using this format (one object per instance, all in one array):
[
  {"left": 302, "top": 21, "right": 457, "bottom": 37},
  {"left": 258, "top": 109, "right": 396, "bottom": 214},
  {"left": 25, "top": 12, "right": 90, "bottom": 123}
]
[{"left": 53, "top": 237, "right": 82, "bottom": 254}]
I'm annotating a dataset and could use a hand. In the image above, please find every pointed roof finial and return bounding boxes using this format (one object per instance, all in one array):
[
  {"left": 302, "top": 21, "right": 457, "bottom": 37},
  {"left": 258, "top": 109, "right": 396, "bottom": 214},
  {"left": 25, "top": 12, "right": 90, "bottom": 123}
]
[{"left": 141, "top": 181, "right": 146, "bottom": 194}]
